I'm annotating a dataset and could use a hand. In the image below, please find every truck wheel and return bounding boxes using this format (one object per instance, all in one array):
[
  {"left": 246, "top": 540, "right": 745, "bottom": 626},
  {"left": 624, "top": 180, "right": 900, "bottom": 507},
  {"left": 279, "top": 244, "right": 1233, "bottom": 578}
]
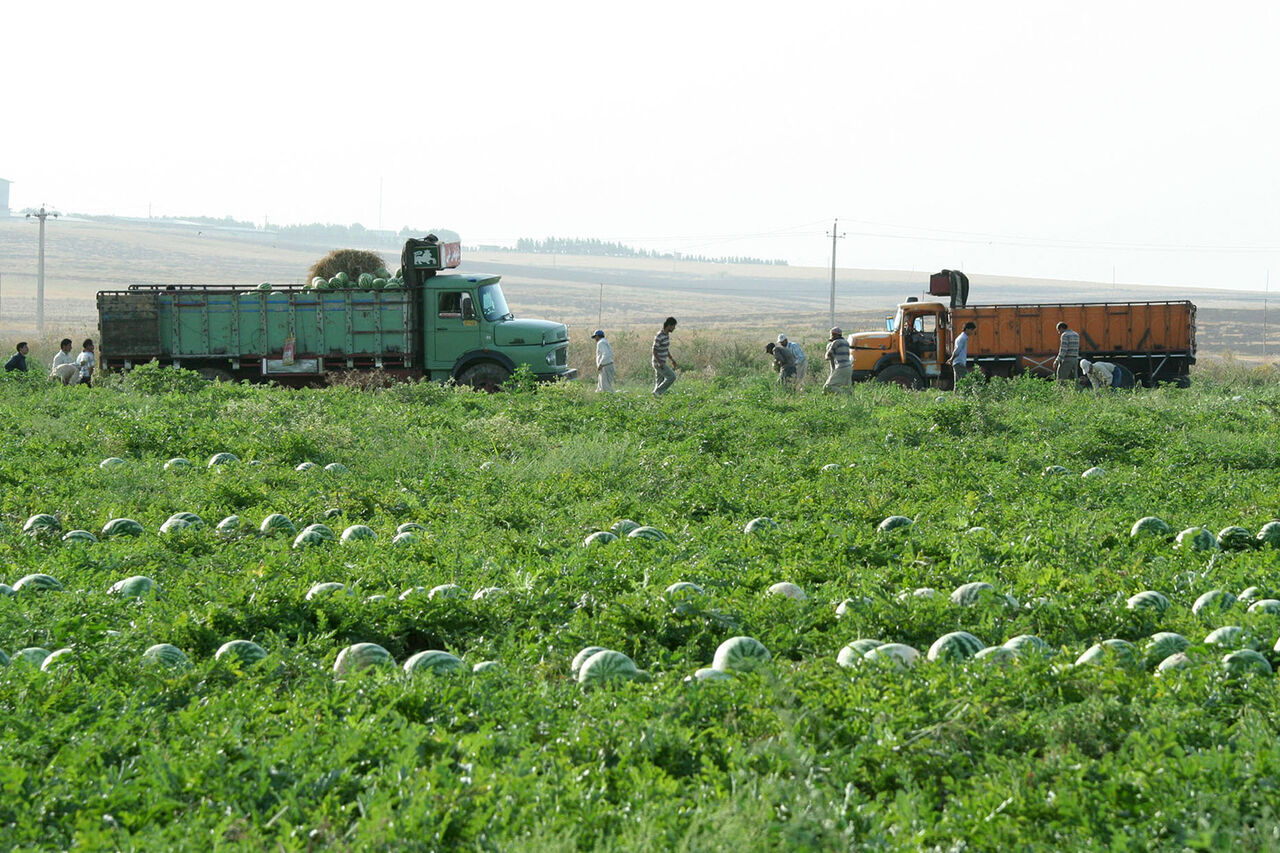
[
  {"left": 196, "top": 367, "right": 234, "bottom": 383},
  {"left": 456, "top": 362, "right": 511, "bottom": 392},
  {"left": 875, "top": 364, "right": 923, "bottom": 390}
]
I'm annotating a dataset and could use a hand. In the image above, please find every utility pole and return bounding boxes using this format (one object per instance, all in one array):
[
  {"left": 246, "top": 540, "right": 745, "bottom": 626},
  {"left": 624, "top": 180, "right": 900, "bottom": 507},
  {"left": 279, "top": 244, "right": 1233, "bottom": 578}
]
[
  {"left": 826, "top": 219, "right": 845, "bottom": 328},
  {"left": 26, "top": 205, "right": 60, "bottom": 334}
]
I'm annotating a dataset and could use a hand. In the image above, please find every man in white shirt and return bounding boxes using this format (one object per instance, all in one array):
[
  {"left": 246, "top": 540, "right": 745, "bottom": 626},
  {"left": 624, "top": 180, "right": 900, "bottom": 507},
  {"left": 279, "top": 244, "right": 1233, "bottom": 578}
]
[
  {"left": 592, "top": 329, "right": 615, "bottom": 393},
  {"left": 1079, "top": 358, "right": 1118, "bottom": 391},
  {"left": 75, "top": 339, "right": 96, "bottom": 388},
  {"left": 778, "top": 334, "right": 806, "bottom": 382},
  {"left": 51, "top": 338, "right": 79, "bottom": 385},
  {"left": 950, "top": 322, "right": 976, "bottom": 388}
]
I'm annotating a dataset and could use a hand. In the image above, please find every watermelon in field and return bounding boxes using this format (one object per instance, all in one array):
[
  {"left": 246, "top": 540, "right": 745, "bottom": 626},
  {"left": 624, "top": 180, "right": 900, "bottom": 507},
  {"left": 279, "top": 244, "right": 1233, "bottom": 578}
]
[
  {"left": 1003, "top": 635, "right": 1052, "bottom": 657},
  {"left": 207, "top": 452, "right": 239, "bottom": 468},
  {"left": 391, "top": 531, "right": 420, "bottom": 546},
  {"left": 583, "top": 531, "right": 618, "bottom": 547},
  {"left": 1237, "top": 586, "right": 1265, "bottom": 604},
  {"left": 396, "top": 522, "right": 426, "bottom": 535},
  {"left": 712, "top": 636, "right": 771, "bottom": 673},
  {"left": 577, "top": 650, "right": 642, "bottom": 686},
  {"left": 41, "top": 649, "right": 74, "bottom": 672},
  {"left": 11, "top": 647, "right": 51, "bottom": 667},
  {"left": 744, "top": 517, "right": 779, "bottom": 534},
  {"left": 306, "top": 582, "right": 346, "bottom": 600},
  {"left": 340, "top": 525, "right": 376, "bottom": 543},
  {"left": 292, "top": 529, "right": 326, "bottom": 549},
  {"left": 99, "top": 457, "right": 127, "bottom": 469},
  {"left": 864, "top": 643, "right": 920, "bottom": 669},
  {"left": 294, "top": 461, "right": 318, "bottom": 472},
  {"left": 61, "top": 529, "right": 97, "bottom": 544},
  {"left": 0, "top": 584, "right": 14, "bottom": 597},
  {"left": 142, "top": 644, "right": 189, "bottom": 668},
  {"left": 14, "top": 573, "right": 62, "bottom": 593},
  {"left": 627, "top": 526, "right": 668, "bottom": 542},
  {"left": 472, "top": 660, "right": 500, "bottom": 674},
  {"left": 403, "top": 650, "right": 465, "bottom": 677},
  {"left": 323, "top": 462, "right": 349, "bottom": 474},
  {"left": 302, "top": 523, "right": 337, "bottom": 541},
  {"left": 687, "top": 667, "right": 733, "bottom": 682},
  {"left": 159, "top": 516, "right": 195, "bottom": 534},
  {"left": 877, "top": 515, "right": 913, "bottom": 533},
  {"left": 1192, "top": 589, "right": 1237, "bottom": 615},
  {"left": 1155, "top": 652, "right": 1194, "bottom": 674},
  {"left": 973, "top": 646, "right": 1016, "bottom": 666},
  {"left": 950, "top": 581, "right": 995, "bottom": 606},
  {"left": 896, "top": 587, "right": 939, "bottom": 601},
  {"left": 23, "top": 514, "right": 61, "bottom": 538},
  {"left": 1074, "top": 639, "right": 1137, "bottom": 668},
  {"left": 1142, "top": 632, "right": 1190, "bottom": 668},
  {"left": 334, "top": 643, "right": 394, "bottom": 676},
  {"left": 1257, "top": 522, "right": 1280, "bottom": 548},
  {"left": 1130, "top": 517, "right": 1172, "bottom": 539},
  {"left": 1081, "top": 466, "right": 1105, "bottom": 479},
  {"left": 1204, "top": 626, "right": 1252, "bottom": 649},
  {"left": 927, "top": 631, "right": 985, "bottom": 662},
  {"left": 820, "top": 463, "right": 841, "bottom": 473},
  {"left": 1175, "top": 527, "right": 1217, "bottom": 551},
  {"left": 610, "top": 519, "right": 641, "bottom": 537},
  {"left": 1125, "top": 590, "right": 1171, "bottom": 612},
  {"left": 429, "top": 584, "right": 468, "bottom": 601},
  {"left": 472, "top": 587, "right": 505, "bottom": 600},
  {"left": 216, "top": 515, "right": 242, "bottom": 535},
  {"left": 259, "top": 514, "right": 297, "bottom": 537},
  {"left": 835, "top": 597, "right": 872, "bottom": 617},
  {"left": 108, "top": 575, "right": 156, "bottom": 598},
  {"left": 101, "top": 518, "right": 144, "bottom": 538},
  {"left": 665, "top": 582, "right": 704, "bottom": 603},
  {"left": 1042, "top": 465, "right": 1069, "bottom": 476},
  {"left": 215, "top": 640, "right": 267, "bottom": 666},
  {"left": 1247, "top": 599, "right": 1280, "bottom": 614},
  {"left": 837, "top": 639, "right": 883, "bottom": 668},
  {"left": 1217, "top": 526, "right": 1254, "bottom": 551},
  {"left": 571, "top": 646, "right": 609, "bottom": 678},
  {"left": 767, "top": 582, "right": 806, "bottom": 601},
  {"left": 164, "top": 457, "right": 192, "bottom": 471},
  {"left": 1222, "top": 649, "right": 1272, "bottom": 677}
]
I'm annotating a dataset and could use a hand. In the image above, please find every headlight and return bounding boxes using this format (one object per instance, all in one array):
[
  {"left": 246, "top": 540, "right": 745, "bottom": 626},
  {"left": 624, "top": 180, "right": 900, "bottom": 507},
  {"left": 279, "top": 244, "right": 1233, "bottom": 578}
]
[{"left": 545, "top": 352, "right": 556, "bottom": 365}]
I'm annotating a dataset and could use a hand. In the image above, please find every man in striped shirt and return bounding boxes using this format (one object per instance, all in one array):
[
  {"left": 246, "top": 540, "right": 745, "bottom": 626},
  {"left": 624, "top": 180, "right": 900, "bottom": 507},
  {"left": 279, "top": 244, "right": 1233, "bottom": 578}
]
[
  {"left": 823, "top": 327, "right": 853, "bottom": 393},
  {"left": 1054, "top": 322, "right": 1080, "bottom": 384},
  {"left": 652, "top": 317, "right": 680, "bottom": 395}
]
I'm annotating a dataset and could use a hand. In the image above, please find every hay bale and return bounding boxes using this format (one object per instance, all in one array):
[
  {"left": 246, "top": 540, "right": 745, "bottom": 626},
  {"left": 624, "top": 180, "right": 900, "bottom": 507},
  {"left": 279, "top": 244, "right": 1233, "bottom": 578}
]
[{"left": 308, "top": 249, "right": 388, "bottom": 285}]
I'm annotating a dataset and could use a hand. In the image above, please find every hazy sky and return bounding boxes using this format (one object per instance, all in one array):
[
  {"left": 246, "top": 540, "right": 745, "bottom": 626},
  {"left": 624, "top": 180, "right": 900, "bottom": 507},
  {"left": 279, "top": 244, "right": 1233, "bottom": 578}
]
[{"left": 4, "top": 1, "right": 1278, "bottom": 290}]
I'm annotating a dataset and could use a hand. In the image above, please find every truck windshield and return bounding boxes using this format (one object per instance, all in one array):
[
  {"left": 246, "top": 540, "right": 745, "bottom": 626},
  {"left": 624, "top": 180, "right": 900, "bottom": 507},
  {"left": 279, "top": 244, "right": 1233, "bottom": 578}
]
[{"left": 478, "top": 283, "right": 513, "bottom": 321}]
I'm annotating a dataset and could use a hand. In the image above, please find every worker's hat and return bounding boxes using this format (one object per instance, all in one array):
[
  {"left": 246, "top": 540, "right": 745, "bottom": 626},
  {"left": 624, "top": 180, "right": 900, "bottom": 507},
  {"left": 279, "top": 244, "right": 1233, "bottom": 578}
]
[{"left": 591, "top": 329, "right": 605, "bottom": 339}]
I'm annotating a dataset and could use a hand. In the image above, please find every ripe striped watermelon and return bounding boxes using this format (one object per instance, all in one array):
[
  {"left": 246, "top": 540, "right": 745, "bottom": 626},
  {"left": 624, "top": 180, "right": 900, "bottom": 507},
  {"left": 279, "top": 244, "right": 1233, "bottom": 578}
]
[
  {"left": 1217, "top": 526, "right": 1254, "bottom": 551},
  {"left": 396, "top": 523, "right": 426, "bottom": 536},
  {"left": 403, "top": 650, "right": 465, "bottom": 676},
  {"left": 1258, "top": 522, "right": 1280, "bottom": 548},
  {"left": 577, "top": 650, "right": 642, "bottom": 686},
  {"left": 61, "top": 530, "right": 98, "bottom": 544},
  {"left": 571, "top": 646, "right": 608, "bottom": 677},
  {"left": 472, "top": 587, "right": 505, "bottom": 600},
  {"left": 1155, "top": 652, "right": 1193, "bottom": 674},
  {"left": 303, "top": 523, "right": 336, "bottom": 541},
  {"left": 101, "top": 518, "right": 144, "bottom": 538},
  {"left": 0, "top": 584, "right": 14, "bottom": 597},
  {"left": 610, "top": 519, "right": 641, "bottom": 537},
  {"left": 1130, "top": 517, "right": 1171, "bottom": 539},
  {"left": 951, "top": 581, "right": 998, "bottom": 606},
  {"left": 108, "top": 575, "right": 156, "bottom": 598},
  {"left": 340, "top": 525, "right": 376, "bottom": 542},
  {"left": 973, "top": 646, "right": 1016, "bottom": 665},
  {"left": 835, "top": 597, "right": 872, "bottom": 617},
  {"left": 1125, "top": 590, "right": 1171, "bottom": 612},
  {"left": 306, "top": 582, "right": 346, "bottom": 600},
  {"left": 399, "top": 586, "right": 428, "bottom": 600},
  {"left": 159, "top": 516, "right": 195, "bottom": 534},
  {"left": 23, "top": 514, "right": 61, "bottom": 537},
  {"left": 627, "top": 526, "right": 668, "bottom": 542},
  {"left": 1222, "top": 649, "right": 1272, "bottom": 677},
  {"left": 1204, "top": 626, "right": 1252, "bottom": 649},
  {"left": 1042, "top": 465, "right": 1069, "bottom": 476},
  {"left": 688, "top": 667, "right": 733, "bottom": 682},
  {"left": 1247, "top": 599, "right": 1280, "bottom": 614},
  {"left": 864, "top": 643, "right": 920, "bottom": 669},
  {"left": 215, "top": 640, "right": 267, "bottom": 666},
  {"left": 1175, "top": 527, "right": 1217, "bottom": 551},
  {"left": 583, "top": 531, "right": 618, "bottom": 547},
  {"left": 837, "top": 639, "right": 883, "bottom": 668},
  {"left": 744, "top": 517, "right": 779, "bottom": 534},
  {"left": 1074, "top": 639, "right": 1137, "bottom": 668},
  {"left": 334, "top": 643, "right": 394, "bottom": 676},
  {"left": 1081, "top": 466, "right": 1105, "bottom": 479},
  {"left": 14, "top": 573, "right": 62, "bottom": 593},
  {"left": 164, "top": 457, "right": 192, "bottom": 471},
  {"left": 712, "top": 636, "right": 771, "bottom": 673},
  {"left": 392, "top": 532, "right": 420, "bottom": 546},
  {"left": 429, "top": 584, "right": 468, "bottom": 600},
  {"left": 142, "top": 644, "right": 190, "bottom": 668},
  {"left": 1142, "top": 632, "right": 1190, "bottom": 668},
  {"left": 260, "top": 514, "right": 297, "bottom": 537},
  {"left": 472, "top": 661, "right": 500, "bottom": 673},
  {"left": 294, "top": 461, "right": 319, "bottom": 472},
  {"left": 41, "top": 649, "right": 74, "bottom": 672},
  {"left": 292, "top": 529, "right": 326, "bottom": 549},
  {"left": 1003, "top": 635, "right": 1051, "bottom": 657},
  {"left": 1237, "top": 586, "right": 1265, "bottom": 604},
  {"left": 927, "top": 631, "right": 985, "bottom": 662},
  {"left": 324, "top": 462, "right": 349, "bottom": 474},
  {"left": 207, "top": 452, "right": 239, "bottom": 467},
  {"left": 12, "top": 647, "right": 51, "bottom": 667},
  {"left": 877, "top": 515, "right": 913, "bottom": 533},
  {"left": 1192, "top": 589, "right": 1237, "bottom": 615},
  {"left": 99, "top": 457, "right": 127, "bottom": 469},
  {"left": 665, "top": 582, "right": 704, "bottom": 602},
  {"left": 216, "top": 516, "right": 242, "bottom": 535},
  {"left": 767, "top": 582, "right": 806, "bottom": 601}
]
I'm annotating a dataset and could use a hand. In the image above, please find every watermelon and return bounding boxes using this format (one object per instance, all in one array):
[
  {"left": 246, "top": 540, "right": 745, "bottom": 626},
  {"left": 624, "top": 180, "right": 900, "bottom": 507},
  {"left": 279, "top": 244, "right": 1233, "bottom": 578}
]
[
  {"left": 583, "top": 531, "right": 618, "bottom": 547},
  {"left": 108, "top": 575, "right": 156, "bottom": 598},
  {"left": 323, "top": 462, "right": 349, "bottom": 474},
  {"left": 428, "top": 583, "right": 467, "bottom": 600},
  {"left": 216, "top": 515, "right": 242, "bottom": 535},
  {"left": 396, "top": 523, "right": 426, "bottom": 535},
  {"left": 391, "top": 532, "right": 420, "bottom": 546},
  {"left": 101, "top": 518, "right": 144, "bottom": 538},
  {"left": 334, "top": 643, "right": 393, "bottom": 676},
  {"left": 215, "top": 639, "right": 267, "bottom": 666},
  {"left": 403, "top": 650, "right": 465, "bottom": 676},
  {"left": 712, "top": 636, "right": 771, "bottom": 673},
  {"left": 864, "top": 643, "right": 920, "bottom": 669},
  {"left": 164, "top": 457, "right": 193, "bottom": 471},
  {"left": 1042, "top": 465, "right": 1069, "bottom": 476},
  {"left": 767, "top": 582, "right": 807, "bottom": 601},
  {"left": 836, "top": 639, "right": 883, "bottom": 667},
  {"left": 142, "top": 644, "right": 190, "bottom": 668},
  {"left": 1155, "top": 652, "right": 1194, "bottom": 674},
  {"left": 1192, "top": 589, "right": 1237, "bottom": 615},
  {"left": 14, "top": 573, "right": 62, "bottom": 593},
  {"left": 1081, "top": 466, "right": 1105, "bottom": 479},
  {"left": 610, "top": 519, "right": 641, "bottom": 537},
  {"left": 0, "top": 649, "right": 11, "bottom": 666},
  {"left": 340, "top": 525, "right": 376, "bottom": 542},
  {"left": 171, "top": 511, "right": 205, "bottom": 527},
  {"left": 877, "top": 515, "right": 913, "bottom": 533},
  {"left": 965, "top": 526, "right": 992, "bottom": 538},
  {"left": 1257, "top": 522, "right": 1280, "bottom": 548},
  {"left": 61, "top": 529, "right": 98, "bottom": 544},
  {"left": 571, "top": 646, "right": 609, "bottom": 677},
  {"left": 372, "top": 278, "right": 387, "bottom": 290},
  {"left": 1222, "top": 649, "right": 1272, "bottom": 677},
  {"left": 835, "top": 597, "right": 872, "bottom": 617},
  {"left": 1247, "top": 599, "right": 1280, "bottom": 614},
  {"left": 665, "top": 581, "right": 704, "bottom": 603},
  {"left": 1238, "top": 586, "right": 1265, "bottom": 604},
  {"left": 294, "top": 461, "right": 318, "bottom": 472},
  {"left": 687, "top": 667, "right": 733, "bottom": 682},
  {"left": 256, "top": 282, "right": 272, "bottom": 292},
  {"left": 627, "top": 526, "right": 668, "bottom": 542},
  {"left": 927, "top": 631, "right": 985, "bottom": 662},
  {"left": 357, "top": 273, "right": 374, "bottom": 288},
  {"left": 399, "top": 586, "right": 428, "bottom": 600},
  {"left": 292, "top": 529, "right": 327, "bottom": 549},
  {"left": 159, "top": 516, "right": 194, "bottom": 534},
  {"left": 335, "top": 271, "right": 350, "bottom": 285},
  {"left": 311, "top": 276, "right": 327, "bottom": 289},
  {"left": 1003, "top": 635, "right": 1052, "bottom": 657},
  {"left": 1130, "top": 517, "right": 1172, "bottom": 539},
  {"left": 1175, "top": 527, "right": 1217, "bottom": 551},
  {"left": 820, "top": 463, "right": 841, "bottom": 473},
  {"left": 260, "top": 514, "right": 297, "bottom": 536},
  {"left": 743, "top": 517, "right": 779, "bottom": 534},
  {"left": 11, "top": 647, "right": 51, "bottom": 667},
  {"left": 0, "top": 584, "right": 14, "bottom": 597},
  {"left": 23, "top": 514, "right": 61, "bottom": 538},
  {"left": 306, "top": 582, "right": 346, "bottom": 600},
  {"left": 328, "top": 276, "right": 343, "bottom": 289},
  {"left": 973, "top": 646, "right": 1016, "bottom": 666},
  {"left": 1204, "top": 626, "right": 1251, "bottom": 649},
  {"left": 1125, "top": 590, "right": 1171, "bottom": 612},
  {"left": 323, "top": 507, "right": 344, "bottom": 519},
  {"left": 950, "top": 581, "right": 996, "bottom": 606},
  {"left": 99, "top": 457, "right": 127, "bottom": 469},
  {"left": 302, "top": 523, "right": 336, "bottom": 541},
  {"left": 1217, "top": 526, "right": 1254, "bottom": 551},
  {"left": 1074, "top": 639, "right": 1137, "bottom": 668},
  {"left": 577, "top": 650, "right": 641, "bottom": 686},
  {"left": 472, "top": 660, "right": 500, "bottom": 673},
  {"left": 472, "top": 587, "right": 505, "bottom": 600},
  {"left": 207, "top": 452, "right": 239, "bottom": 467},
  {"left": 1142, "top": 632, "right": 1190, "bottom": 668},
  {"left": 41, "top": 648, "right": 74, "bottom": 672}
]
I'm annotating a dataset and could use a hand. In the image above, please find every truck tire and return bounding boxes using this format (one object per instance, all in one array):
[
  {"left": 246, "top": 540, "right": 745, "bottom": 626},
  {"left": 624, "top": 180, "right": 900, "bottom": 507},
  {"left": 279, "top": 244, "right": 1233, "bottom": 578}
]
[
  {"left": 875, "top": 364, "right": 923, "bottom": 390},
  {"left": 456, "top": 362, "right": 511, "bottom": 392},
  {"left": 196, "top": 367, "right": 234, "bottom": 383}
]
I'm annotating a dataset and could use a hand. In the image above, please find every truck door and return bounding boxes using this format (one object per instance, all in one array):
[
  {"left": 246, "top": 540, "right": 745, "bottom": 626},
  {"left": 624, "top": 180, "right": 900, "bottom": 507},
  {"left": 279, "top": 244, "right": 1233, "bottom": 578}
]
[
  {"left": 431, "top": 289, "right": 481, "bottom": 367},
  {"left": 901, "top": 310, "right": 946, "bottom": 379}
]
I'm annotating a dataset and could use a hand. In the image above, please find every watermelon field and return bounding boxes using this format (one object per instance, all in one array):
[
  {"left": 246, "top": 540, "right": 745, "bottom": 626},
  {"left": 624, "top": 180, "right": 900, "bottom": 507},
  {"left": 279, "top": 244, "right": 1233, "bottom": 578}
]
[{"left": 2, "top": 365, "right": 1280, "bottom": 850}]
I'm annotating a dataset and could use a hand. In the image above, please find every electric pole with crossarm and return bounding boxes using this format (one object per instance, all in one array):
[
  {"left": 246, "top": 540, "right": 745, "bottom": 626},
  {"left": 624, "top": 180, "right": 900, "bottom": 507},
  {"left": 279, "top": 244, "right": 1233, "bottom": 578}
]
[
  {"left": 826, "top": 219, "right": 845, "bottom": 328},
  {"left": 26, "top": 205, "right": 60, "bottom": 334}
]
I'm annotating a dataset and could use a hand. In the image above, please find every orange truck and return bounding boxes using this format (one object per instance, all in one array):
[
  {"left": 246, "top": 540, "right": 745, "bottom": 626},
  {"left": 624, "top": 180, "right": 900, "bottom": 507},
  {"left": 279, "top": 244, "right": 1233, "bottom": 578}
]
[{"left": 848, "top": 270, "right": 1196, "bottom": 388}]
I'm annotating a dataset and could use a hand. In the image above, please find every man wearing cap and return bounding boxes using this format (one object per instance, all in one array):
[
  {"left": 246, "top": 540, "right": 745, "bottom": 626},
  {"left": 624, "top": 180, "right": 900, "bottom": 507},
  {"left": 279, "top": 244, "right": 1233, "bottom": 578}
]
[
  {"left": 950, "top": 321, "right": 976, "bottom": 388},
  {"left": 823, "top": 328, "right": 852, "bottom": 393},
  {"left": 1079, "top": 358, "right": 1119, "bottom": 391},
  {"left": 591, "top": 329, "right": 615, "bottom": 393},
  {"left": 765, "top": 341, "right": 797, "bottom": 386},
  {"left": 778, "top": 334, "right": 806, "bottom": 383},
  {"left": 1054, "top": 322, "right": 1080, "bottom": 384}
]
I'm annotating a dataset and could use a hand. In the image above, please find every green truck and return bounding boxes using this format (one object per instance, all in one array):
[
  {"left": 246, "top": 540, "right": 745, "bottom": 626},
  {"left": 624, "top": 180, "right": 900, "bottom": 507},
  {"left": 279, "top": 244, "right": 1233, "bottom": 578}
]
[{"left": 97, "top": 233, "right": 576, "bottom": 387}]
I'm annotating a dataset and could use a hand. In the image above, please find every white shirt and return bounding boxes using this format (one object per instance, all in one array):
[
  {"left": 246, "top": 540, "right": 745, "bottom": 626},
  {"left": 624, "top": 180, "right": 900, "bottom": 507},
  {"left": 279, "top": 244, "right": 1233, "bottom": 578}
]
[
  {"left": 595, "top": 338, "right": 614, "bottom": 367},
  {"left": 785, "top": 341, "right": 805, "bottom": 366},
  {"left": 76, "top": 350, "right": 95, "bottom": 378},
  {"left": 51, "top": 349, "right": 76, "bottom": 375},
  {"left": 952, "top": 331, "right": 969, "bottom": 366},
  {"left": 1085, "top": 361, "right": 1116, "bottom": 389}
]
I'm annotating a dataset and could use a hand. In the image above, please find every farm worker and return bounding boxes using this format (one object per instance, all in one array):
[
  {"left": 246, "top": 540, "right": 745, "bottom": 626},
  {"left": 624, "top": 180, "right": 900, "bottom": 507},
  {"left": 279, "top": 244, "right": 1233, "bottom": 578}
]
[
  {"left": 765, "top": 341, "right": 797, "bottom": 386},
  {"left": 50, "top": 338, "right": 79, "bottom": 384},
  {"left": 1054, "top": 321, "right": 1080, "bottom": 383},
  {"left": 591, "top": 329, "right": 616, "bottom": 393},
  {"left": 778, "top": 334, "right": 806, "bottom": 382},
  {"left": 4, "top": 342, "right": 29, "bottom": 372},
  {"left": 950, "top": 321, "right": 976, "bottom": 387},
  {"left": 1079, "top": 358, "right": 1119, "bottom": 391},
  {"left": 823, "top": 327, "right": 853, "bottom": 393},
  {"left": 75, "top": 339, "right": 96, "bottom": 388},
  {"left": 652, "top": 317, "right": 680, "bottom": 396}
]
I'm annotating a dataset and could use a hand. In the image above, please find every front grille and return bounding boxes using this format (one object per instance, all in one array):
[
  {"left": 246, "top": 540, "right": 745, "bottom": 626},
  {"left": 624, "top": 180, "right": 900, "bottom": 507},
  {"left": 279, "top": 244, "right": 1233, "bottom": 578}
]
[{"left": 555, "top": 346, "right": 567, "bottom": 366}]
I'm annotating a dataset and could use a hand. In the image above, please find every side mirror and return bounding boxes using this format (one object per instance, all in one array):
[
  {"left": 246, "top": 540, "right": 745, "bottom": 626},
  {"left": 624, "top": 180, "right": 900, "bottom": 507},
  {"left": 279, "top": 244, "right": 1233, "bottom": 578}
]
[
  {"left": 885, "top": 317, "right": 895, "bottom": 332},
  {"left": 461, "top": 294, "right": 475, "bottom": 321}
]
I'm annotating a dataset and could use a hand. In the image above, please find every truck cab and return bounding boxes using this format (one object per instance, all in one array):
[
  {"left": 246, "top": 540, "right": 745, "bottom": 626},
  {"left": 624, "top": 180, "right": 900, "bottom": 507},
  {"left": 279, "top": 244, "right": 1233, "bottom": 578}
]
[{"left": 848, "top": 299, "right": 951, "bottom": 388}]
